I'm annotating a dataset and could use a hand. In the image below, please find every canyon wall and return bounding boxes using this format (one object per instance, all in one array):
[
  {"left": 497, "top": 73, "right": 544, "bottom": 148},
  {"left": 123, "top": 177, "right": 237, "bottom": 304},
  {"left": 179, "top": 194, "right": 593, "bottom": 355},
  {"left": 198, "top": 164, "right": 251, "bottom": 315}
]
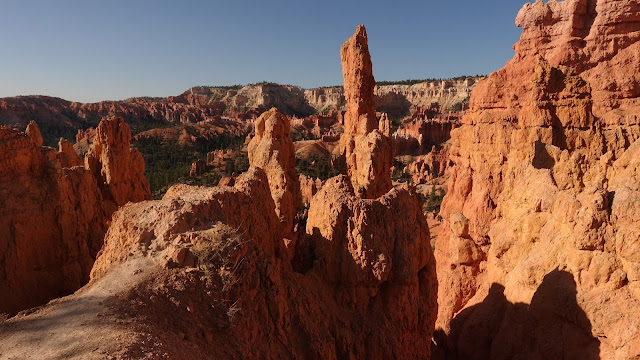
[
  {"left": 0, "top": 96, "right": 225, "bottom": 131},
  {"left": 0, "top": 79, "right": 477, "bottom": 141},
  {"left": 435, "top": 0, "right": 640, "bottom": 358},
  {"left": 0, "top": 117, "right": 150, "bottom": 316}
]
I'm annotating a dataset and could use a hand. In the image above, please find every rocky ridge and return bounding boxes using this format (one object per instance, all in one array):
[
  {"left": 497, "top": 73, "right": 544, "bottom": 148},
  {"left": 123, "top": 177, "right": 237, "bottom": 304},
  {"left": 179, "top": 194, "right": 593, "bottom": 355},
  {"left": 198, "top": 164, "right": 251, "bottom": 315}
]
[{"left": 0, "top": 78, "right": 477, "bottom": 145}]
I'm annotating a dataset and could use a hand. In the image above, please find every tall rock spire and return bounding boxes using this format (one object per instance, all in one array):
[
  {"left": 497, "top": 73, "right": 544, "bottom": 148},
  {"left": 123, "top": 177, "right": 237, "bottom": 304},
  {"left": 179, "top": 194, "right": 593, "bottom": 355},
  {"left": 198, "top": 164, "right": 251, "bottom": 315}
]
[{"left": 338, "top": 25, "right": 392, "bottom": 199}]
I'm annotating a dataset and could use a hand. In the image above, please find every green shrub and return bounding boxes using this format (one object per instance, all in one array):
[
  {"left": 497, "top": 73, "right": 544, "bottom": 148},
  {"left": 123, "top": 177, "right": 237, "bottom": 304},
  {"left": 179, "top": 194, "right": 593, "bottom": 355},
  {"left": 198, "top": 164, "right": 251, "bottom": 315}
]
[
  {"left": 296, "top": 156, "right": 338, "bottom": 181},
  {"left": 424, "top": 185, "right": 446, "bottom": 214}
]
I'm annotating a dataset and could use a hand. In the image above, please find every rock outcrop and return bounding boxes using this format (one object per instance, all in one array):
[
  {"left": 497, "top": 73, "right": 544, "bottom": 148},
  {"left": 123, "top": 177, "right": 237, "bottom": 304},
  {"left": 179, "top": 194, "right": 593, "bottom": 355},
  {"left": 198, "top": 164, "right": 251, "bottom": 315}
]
[
  {"left": 0, "top": 116, "right": 150, "bottom": 316},
  {"left": 394, "top": 119, "right": 458, "bottom": 156},
  {"left": 305, "top": 176, "right": 437, "bottom": 358},
  {"left": 248, "top": 108, "right": 301, "bottom": 234},
  {"left": 338, "top": 25, "right": 393, "bottom": 199},
  {"left": 402, "top": 147, "right": 450, "bottom": 184},
  {"left": 25, "top": 120, "right": 43, "bottom": 147},
  {"left": 434, "top": 1, "right": 640, "bottom": 358},
  {"left": 85, "top": 117, "right": 151, "bottom": 210}
]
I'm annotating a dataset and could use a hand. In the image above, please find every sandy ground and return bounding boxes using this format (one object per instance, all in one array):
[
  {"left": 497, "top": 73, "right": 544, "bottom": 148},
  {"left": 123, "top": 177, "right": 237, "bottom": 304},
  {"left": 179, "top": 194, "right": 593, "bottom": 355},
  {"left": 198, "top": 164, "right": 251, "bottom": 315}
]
[{"left": 0, "top": 258, "right": 153, "bottom": 360}]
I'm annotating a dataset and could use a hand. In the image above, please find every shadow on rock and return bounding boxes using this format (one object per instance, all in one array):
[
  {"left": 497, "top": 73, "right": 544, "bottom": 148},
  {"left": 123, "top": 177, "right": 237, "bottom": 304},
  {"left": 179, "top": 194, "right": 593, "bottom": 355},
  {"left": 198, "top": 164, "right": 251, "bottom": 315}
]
[{"left": 432, "top": 269, "right": 600, "bottom": 360}]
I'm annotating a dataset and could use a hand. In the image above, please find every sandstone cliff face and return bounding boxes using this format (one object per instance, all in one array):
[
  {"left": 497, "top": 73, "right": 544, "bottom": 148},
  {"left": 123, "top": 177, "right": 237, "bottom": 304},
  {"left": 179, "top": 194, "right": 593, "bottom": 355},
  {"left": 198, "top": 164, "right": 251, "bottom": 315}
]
[
  {"left": 248, "top": 108, "right": 301, "bottom": 234},
  {"left": 0, "top": 116, "right": 150, "bottom": 316},
  {"left": 394, "top": 119, "right": 458, "bottom": 156},
  {"left": 403, "top": 147, "right": 450, "bottom": 184},
  {"left": 338, "top": 25, "right": 393, "bottom": 199},
  {"left": 376, "top": 79, "right": 475, "bottom": 115},
  {"left": 182, "top": 81, "right": 477, "bottom": 120},
  {"left": 435, "top": 1, "right": 640, "bottom": 358}
]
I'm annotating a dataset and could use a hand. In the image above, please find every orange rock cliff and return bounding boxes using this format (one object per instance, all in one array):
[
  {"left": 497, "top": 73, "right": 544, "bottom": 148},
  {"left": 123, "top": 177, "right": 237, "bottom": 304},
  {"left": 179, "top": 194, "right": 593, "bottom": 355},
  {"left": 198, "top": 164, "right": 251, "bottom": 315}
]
[
  {"left": 0, "top": 116, "right": 150, "bottom": 316},
  {"left": 434, "top": 0, "right": 640, "bottom": 358}
]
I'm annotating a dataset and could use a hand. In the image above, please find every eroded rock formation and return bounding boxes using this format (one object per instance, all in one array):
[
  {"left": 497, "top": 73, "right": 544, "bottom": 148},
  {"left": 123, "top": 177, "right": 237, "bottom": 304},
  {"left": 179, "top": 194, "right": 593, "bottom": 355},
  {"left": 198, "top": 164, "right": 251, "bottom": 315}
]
[
  {"left": 248, "top": 108, "right": 301, "bottom": 234},
  {"left": 299, "top": 174, "right": 323, "bottom": 207},
  {"left": 402, "top": 147, "right": 450, "bottom": 185},
  {"left": 435, "top": 1, "right": 640, "bottom": 358},
  {"left": 305, "top": 176, "right": 437, "bottom": 358},
  {"left": 394, "top": 119, "right": 458, "bottom": 156},
  {"left": 0, "top": 116, "right": 150, "bottom": 316},
  {"left": 85, "top": 117, "right": 151, "bottom": 210},
  {"left": 73, "top": 25, "right": 438, "bottom": 359},
  {"left": 338, "top": 25, "right": 393, "bottom": 199}
]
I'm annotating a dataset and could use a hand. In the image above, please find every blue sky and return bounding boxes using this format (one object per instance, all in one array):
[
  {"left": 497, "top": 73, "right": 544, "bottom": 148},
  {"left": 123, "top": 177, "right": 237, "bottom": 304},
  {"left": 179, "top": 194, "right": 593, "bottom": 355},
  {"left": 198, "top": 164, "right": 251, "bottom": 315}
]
[{"left": 0, "top": 0, "right": 526, "bottom": 102}]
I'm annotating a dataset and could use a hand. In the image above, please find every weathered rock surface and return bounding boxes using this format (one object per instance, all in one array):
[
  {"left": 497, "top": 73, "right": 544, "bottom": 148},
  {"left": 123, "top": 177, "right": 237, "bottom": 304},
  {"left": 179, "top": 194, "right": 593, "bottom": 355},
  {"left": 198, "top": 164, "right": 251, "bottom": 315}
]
[
  {"left": 338, "top": 25, "right": 393, "bottom": 199},
  {"left": 0, "top": 116, "right": 150, "bottom": 316},
  {"left": 189, "top": 159, "right": 207, "bottom": 177},
  {"left": 248, "top": 108, "right": 301, "bottom": 233},
  {"left": 25, "top": 120, "right": 43, "bottom": 147},
  {"left": 299, "top": 174, "right": 323, "bottom": 207},
  {"left": 394, "top": 119, "right": 458, "bottom": 156},
  {"left": 402, "top": 147, "right": 450, "bottom": 185},
  {"left": 85, "top": 116, "right": 151, "bottom": 209},
  {"left": 434, "top": 1, "right": 640, "bottom": 358},
  {"left": 305, "top": 176, "right": 438, "bottom": 358},
  {"left": 85, "top": 168, "right": 437, "bottom": 359}
]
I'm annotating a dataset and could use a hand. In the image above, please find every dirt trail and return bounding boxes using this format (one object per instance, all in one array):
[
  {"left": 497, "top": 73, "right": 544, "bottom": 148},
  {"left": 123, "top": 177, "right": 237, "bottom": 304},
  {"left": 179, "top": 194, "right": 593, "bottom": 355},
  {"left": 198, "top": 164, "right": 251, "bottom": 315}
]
[{"left": 0, "top": 258, "right": 154, "bottom": 360}]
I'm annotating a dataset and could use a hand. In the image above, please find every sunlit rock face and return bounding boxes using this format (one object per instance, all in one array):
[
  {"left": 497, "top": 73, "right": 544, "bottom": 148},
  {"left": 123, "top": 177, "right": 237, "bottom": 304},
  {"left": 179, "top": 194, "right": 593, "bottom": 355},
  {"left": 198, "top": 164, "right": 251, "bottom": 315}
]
[
  {"left": 433, "top": 1, "right": 640, "bottom": 358},
  {"left": 337, "top": 25, "right": 393, "bottom": 199}
]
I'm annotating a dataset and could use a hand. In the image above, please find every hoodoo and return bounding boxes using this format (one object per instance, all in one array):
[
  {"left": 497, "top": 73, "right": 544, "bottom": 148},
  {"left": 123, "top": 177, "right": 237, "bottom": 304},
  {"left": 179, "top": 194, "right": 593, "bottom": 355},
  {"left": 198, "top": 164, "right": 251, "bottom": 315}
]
[
  {"left": 248, "top": 107, "right": 301, "bottom": 234},
  {"left": 338, "top": 25, "right": 393, "bottom": 199}
]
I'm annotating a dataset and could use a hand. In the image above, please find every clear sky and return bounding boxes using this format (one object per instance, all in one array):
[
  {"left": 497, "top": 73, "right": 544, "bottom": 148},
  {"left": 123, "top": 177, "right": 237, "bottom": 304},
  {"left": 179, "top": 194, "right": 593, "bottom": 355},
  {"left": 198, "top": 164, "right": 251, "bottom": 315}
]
[{"left": 0, "top": 0, "right": 526, "bottom": 103}]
